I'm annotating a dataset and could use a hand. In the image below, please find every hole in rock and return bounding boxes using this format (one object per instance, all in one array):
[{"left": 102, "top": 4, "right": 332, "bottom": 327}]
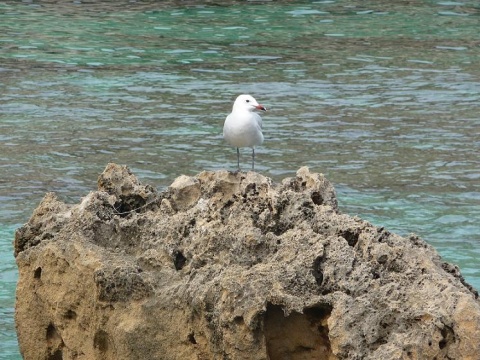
[
  {"left": 439, "top": 339, "right": 446, "bottom": 349},
  {"left": 311, "top": 191, "right": 324, "bottom": 206},
  {"left": 94, "top": 329, "right": 109, "bottom": 353},
  {"left": 264, "top": 303, "right": 335, "bottom": 360},
  {"left": 188, "top": 333, "right": 197, "bottom": 344},
  {"left": 46, "top": 323, "right": 64, "bottom": 358},
  {"left": 234, "top": 316, "right": 244, "bottom": 325},
  {"left": 244, "top": 182, "right": 258, "bottom": 196},
  {"left": 114, "top": 195, "right": 148, "bottom": 216},
  {"left": 34, "top": 267, "right": 42, "bottom": 279},
  {"left": 339, "top": 229, "right": 359, "bottom": 247},
  {"left": 173, "top": 251, "right": 187, "bottom": 270},
  {"left": 46, "top": 323, "right": 59, "bottom": 343},
  {"left": 439, "top": 325, "right": 454, "bottom": 350},
  {"left": 63, "top": 309, "right": 77, "bottom": 320},
  {"left": 312, "top": 256, "right": 324, "bottom": 285},
  {"left": 48, "top": 349, "right": 63, "bottom": 360}
]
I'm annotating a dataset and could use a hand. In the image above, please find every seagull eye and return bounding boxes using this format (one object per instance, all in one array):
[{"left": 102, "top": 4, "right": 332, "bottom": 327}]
[{"left": 245, "top": 99, "right": 250, "bottom": 103}]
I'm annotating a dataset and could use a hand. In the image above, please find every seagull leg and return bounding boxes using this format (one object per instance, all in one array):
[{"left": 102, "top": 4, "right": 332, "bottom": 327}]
[
  {"left": 237, "top": 147, "right": 240, "bottom": 170},
  {"left": 252, "top": 147, "right": 255, "bottom": 171}
]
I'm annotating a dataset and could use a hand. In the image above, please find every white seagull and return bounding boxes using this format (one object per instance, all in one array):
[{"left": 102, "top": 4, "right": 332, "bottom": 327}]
[{"left": 223, "top": 94, "right": 267, "bottom": 171}]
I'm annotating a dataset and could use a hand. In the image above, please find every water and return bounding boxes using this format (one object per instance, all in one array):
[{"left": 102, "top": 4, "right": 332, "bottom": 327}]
[{"left": 1, "top": 0, "right": 479, "bottom": 357}]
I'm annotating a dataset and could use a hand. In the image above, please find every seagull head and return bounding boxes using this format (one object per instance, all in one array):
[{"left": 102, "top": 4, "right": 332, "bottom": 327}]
[{"left": 233, "top": 94, "right": 267, "bottom": 112}]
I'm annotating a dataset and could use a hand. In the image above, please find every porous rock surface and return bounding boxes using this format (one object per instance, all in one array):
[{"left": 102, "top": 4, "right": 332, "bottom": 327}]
[{"left": 14, "top": 163, "right": 480, "bottom": 360}]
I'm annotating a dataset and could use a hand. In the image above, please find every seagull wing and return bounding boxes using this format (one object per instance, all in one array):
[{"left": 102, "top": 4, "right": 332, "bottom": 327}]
[{"left": 255, "top": 113, "right": 263, "bottom": 130}]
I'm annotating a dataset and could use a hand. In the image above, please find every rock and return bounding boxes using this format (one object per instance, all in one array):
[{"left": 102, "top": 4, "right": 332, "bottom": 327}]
[{"left": 14, "top": 163, "right": 480, "bottom": 360}]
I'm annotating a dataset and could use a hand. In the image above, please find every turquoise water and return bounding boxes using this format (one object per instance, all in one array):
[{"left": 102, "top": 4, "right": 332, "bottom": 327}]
[
  {"left": 1, "top": 0, "right": 479, "bottom": 357},
  {"left": 0, "top": 226, "right": 18, "bottom": 360}
]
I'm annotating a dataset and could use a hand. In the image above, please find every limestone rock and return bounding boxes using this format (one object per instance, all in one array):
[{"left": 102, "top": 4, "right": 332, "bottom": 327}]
[{"left": 14, "top": 164, "right": 480, "bottom": 360}]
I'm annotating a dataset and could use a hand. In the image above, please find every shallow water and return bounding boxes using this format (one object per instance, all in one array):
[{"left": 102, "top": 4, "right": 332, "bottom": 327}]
[{"left": 1, "top": 0, "right": 479, "bottom": 357}]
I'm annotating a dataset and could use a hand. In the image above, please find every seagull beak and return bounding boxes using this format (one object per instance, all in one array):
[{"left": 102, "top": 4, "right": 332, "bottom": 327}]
[{"left": 256, "top": 104, "right": 267, "bottom": 111}]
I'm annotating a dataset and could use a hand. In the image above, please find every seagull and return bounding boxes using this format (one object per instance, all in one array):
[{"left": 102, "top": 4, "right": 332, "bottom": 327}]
[{"left": 223, "top": 94, "right": 267, "bottom": 171}]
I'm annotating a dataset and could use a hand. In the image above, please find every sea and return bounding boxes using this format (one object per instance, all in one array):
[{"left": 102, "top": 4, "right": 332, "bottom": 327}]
[{"left": 1, "top": 0, "right": 479, "bottom": 358}]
